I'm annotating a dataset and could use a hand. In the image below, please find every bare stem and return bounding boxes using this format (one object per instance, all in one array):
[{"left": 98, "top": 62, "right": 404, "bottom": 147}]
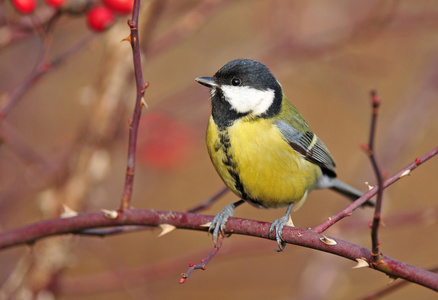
[
  {"left": 179, "top": 237, "right": 223, "bottom": 284},
  {"left": 358, "top": 265, "right": 438, "bottom": 300},
  {"left": 365, "top": 89, "right": 384, "bottom": 263},
  {"left": 313, "top": 146, "right": 437, "bottom": 233},
  {"left": 187, "top": 187, "right": 229, "bottom": 213},
  {"left": 0, "top": 33, "right": 93, "bottom": 120},
  {"left": 120, "top": 0, "right": 148, "bottom": 210},
  {"left": 143, "top": 0, "right": 231, "bottom": 58}
]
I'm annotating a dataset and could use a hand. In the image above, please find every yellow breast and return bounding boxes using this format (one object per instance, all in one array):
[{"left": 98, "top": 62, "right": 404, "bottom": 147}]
[{"left": 206, "top": 116, "right": 322, "bottom": 208}]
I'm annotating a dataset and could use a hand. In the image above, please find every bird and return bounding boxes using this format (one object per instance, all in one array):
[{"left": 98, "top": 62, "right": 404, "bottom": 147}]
[{"left": 195, "top": 59, "right": 372, "bottom": 251}]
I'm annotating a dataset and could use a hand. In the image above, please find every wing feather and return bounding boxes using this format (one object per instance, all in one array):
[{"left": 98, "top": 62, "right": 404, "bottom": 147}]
[{"left": 275, "top": 120, "right": 336, "bottom": 176}]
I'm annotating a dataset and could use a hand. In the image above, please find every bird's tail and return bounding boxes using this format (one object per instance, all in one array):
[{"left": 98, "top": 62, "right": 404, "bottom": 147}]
[{"left": 329, "top": 178, "right": 375, "bottom": 207}]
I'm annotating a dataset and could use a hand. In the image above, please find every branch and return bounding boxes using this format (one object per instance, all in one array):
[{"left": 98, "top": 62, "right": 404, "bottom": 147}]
[
  {"left": 363, "top": 90, "right": 384, "bottom": 263},
  {"left": 313, "top": 146, "right": 438, "bottom": 233},
  {"left": 359, "top": 265, "right": 438, "bottom": 300},
  {"left": 0, "top": 7, "right": 58, "bottom": 50},
  {"left": 143, "top": 0, "right": 231, "bottom": 58},
  {"left": 59, "top": 239, "right": 271, "bottom": 293},
  {"left": 78, "top": 225, "right": 152, "bottom": 236},
  {"left": 179, "top": 236, "right": 223, "bottom": 284},
  {"left": 66, "top": 187, "right": 228, "bottom": 237},
  {"left": 120, "top": 0, "right": 148, "bottom": 210},
  {"left": 186, "top": 187, "right": 229, "bottom": 213},
  {"left": 0, "top": 33, "right": 93, "bottom": 120},
  {"left": 0, "top": 209, "right": 437, "bottom": 291}
]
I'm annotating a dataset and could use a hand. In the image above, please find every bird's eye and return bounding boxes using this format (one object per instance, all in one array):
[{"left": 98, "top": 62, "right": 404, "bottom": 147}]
[{"left": 231, "top": 78, "right": 241, "bottom": 86}]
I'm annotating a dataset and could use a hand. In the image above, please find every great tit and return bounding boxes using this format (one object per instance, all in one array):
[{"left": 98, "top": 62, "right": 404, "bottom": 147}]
[{"left": 195, "top": 59, "right": 372, "bottom": 251}]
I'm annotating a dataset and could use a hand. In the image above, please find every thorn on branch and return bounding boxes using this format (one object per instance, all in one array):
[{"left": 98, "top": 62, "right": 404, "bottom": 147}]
[
  {"left": 388, "top": 276, "right": 397, "bottom": 284},
  {"left": 61, "top": 204, "right": 79, "bottom": 218},
  {"left": 101, "top": 209, "right": 119, "bottom": 219},
  {"left": 157, "top": 224, "right": 176, "bottom": 237},
  {"left": 400, "top": 169, "right": 411, "bottom": 177},
  {"left": 352, "top": 258, "right": 370, "bottom": 269},
  {"left": 319, "top": 234, "right": 337, "bottom": 246},
  {"left": 122, "top": 36, "right": 131, "bottom": 43},
  {"left": 140, "top": 97, "right": 147, "bottom": 108}
]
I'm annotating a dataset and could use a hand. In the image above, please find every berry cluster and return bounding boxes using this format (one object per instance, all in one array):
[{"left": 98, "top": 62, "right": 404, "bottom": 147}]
[{"left": 11, "top": 0, "right": 134, "bottom": 32}]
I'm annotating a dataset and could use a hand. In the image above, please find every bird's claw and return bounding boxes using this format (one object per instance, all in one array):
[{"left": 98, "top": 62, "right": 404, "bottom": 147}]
[
  {"left": 269, "top": 214, "right": 293, "bottom": 252},
  {"left": 209, "top": 204, "right": 235, "bottom": 245}
]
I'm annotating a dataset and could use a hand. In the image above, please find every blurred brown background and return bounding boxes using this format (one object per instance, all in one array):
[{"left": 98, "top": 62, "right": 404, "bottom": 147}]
[{"left": 1, "top": 0, "right": 437, "bottom": 299}]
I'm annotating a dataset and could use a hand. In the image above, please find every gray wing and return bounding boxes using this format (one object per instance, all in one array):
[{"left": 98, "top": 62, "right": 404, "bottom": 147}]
[{"left": 275, "top": 120, "right": 337, "bottom": 177}]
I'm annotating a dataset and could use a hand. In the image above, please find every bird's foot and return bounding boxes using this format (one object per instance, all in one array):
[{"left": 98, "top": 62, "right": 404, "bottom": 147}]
[
  {"left": 269, "top": 214, "right": 294, "bottom": 252},
  {"left": 209, "top": 203, "right": 235, "bottom": 246}
]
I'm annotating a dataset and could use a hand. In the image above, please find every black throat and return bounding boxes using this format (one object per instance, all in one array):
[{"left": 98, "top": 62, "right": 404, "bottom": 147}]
[{"left": 211, "top": 89, "right": 248, "bottom": 129}]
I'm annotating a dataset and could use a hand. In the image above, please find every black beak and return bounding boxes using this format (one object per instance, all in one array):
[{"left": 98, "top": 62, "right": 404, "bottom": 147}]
[{"left": 195, "top": 77, "right": 218, "bottom": 89}]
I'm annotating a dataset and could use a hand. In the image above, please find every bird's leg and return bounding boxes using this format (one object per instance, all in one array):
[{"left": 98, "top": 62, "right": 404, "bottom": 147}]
[
  {"left": 209, "top": 199, "right": 245, "bottom": 245},
  {"left": 269, "top": 202, "right": 295, "bottom": 252}
]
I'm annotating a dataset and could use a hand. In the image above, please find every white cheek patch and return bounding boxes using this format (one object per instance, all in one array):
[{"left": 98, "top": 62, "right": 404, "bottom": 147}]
[{"left": 221, "top": 85, "right": 275, "bottom": 115}]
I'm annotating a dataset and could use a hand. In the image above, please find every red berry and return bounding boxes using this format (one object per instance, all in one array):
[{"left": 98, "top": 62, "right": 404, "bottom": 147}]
[
  {"left": 103, "top": 0, "right": 134, "bottom": 14},
  {"left": 86, "top": 6, "right": 115, "bottom": 32},
  {"left": 45, "top": 0, "right": 66, "bottom": 8},
  {"left": 11, "top": 0, "right": 36, "bottom": 14}
]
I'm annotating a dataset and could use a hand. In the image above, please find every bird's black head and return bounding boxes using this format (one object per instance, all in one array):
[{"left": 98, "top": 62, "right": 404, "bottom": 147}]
[
  {"left": 196, "top": 59, "right": 283, "bottom": 128},
  {"left": 214, "top": 59, "right": 280, "bottom": 92}
]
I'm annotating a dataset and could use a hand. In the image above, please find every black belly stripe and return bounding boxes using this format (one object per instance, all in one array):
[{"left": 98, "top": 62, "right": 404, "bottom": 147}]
[
  {"left": 217, "top": 129, "right": 248, "bottom": 200},
  {"left": 229, "top": 171, "right": 248, "bottom": 200}
]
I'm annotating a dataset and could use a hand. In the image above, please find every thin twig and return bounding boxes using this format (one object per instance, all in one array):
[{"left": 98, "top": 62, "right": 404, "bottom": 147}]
[
  {"left": 357, "top": 265, "right": 438, "bottom": 300},
  {"left": 78, "top": 225, "right": 152, "bottom": 237},
  {"left": 0, "top": 7, "right": 57, "bottom": 50},
  {"left": 179, "top": 236, "right": 223, "bottom": 284},
  {"left": 0, "top": 33, "right": 93, "bottom": 120},
  {"left": 0, "top": 12, "right": 59, "bottom": 118},
  {"left": 313, "top": 146, "right": 437, "bottom": 234},
  {"left": 0, "top": 120, "right": 50, "bottom": 166},
  {"left": 187, "top": 187, "right": 229, "bottom": 213},
  {"left": 59, "top": 239, "right": 270, "bottom": 293},
  {"left": 144, "top": 0, "right": 231, "bottom": 58},
  {"left": 120, "top": 0, "right": 148, "bottom": 210},
  {"left": 365, "top": 90, "right": 384, "bottom": 263}
]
